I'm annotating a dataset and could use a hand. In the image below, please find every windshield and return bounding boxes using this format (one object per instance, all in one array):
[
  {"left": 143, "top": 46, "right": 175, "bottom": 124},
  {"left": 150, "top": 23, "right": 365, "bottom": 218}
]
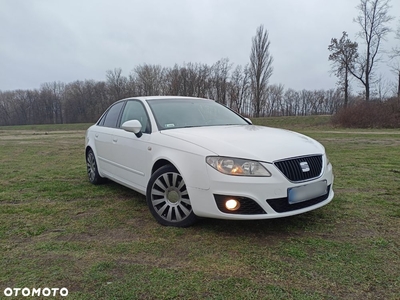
[{"left": 147, "top": 98, "right": 249, "bottom": 130}]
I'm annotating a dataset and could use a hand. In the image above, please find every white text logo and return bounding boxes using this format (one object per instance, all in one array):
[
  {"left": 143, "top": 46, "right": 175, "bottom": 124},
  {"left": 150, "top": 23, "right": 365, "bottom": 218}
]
[{"left": 4, "top": 287, "right": 68, "bottom": 297}]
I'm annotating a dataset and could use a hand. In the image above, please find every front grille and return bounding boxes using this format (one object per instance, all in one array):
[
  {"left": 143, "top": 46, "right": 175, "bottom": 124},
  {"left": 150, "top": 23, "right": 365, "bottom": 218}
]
[
  {"left": 266, "top": 185, "right": 331, "bottom": 213},
  {"left": 274, "top": 155, "right": 323, "bottom": 182},
  {"left": 214, "top": 195, "right": 266, "bottom": 215}
]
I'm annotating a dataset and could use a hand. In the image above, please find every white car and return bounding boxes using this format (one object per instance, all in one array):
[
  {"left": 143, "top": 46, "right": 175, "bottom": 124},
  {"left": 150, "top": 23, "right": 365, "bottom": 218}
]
[{"left": 85, "top": 96, "right": 334, "bottom": 227}]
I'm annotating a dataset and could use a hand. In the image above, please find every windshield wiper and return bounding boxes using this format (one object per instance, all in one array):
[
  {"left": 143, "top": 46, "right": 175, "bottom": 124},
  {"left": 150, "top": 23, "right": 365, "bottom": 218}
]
[{"left": 181, "top": 125, "right": 206, "bottom": 128}]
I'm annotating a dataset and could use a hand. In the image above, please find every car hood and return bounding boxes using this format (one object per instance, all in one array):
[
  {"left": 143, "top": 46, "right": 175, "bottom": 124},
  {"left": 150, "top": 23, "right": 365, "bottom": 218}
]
[{"left": 160, "top": 125, "right": 324, "bottom": 162}]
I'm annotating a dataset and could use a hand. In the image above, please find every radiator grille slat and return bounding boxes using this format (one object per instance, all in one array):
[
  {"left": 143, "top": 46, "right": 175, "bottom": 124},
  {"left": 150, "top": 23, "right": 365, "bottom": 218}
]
[{"left": 274, "top": 155, "right": 323, "bottom": 182}]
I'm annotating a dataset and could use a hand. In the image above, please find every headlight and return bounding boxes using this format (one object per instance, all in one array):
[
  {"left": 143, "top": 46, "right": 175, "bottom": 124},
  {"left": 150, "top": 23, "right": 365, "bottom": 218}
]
[{"left": 206, "top": 156, "right": 271, "bottom": 177}]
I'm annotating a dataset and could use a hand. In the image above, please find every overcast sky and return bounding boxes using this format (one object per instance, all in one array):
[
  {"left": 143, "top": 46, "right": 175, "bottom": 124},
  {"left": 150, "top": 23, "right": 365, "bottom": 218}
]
[{"left": 1, "top": 0, "right": 399, "bottom": 92}]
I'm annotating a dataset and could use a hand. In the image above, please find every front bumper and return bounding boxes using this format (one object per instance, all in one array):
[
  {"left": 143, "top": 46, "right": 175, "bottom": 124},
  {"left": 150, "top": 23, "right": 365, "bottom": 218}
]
[{"left": 188, "top": 162, "right": 334, "bottom": 220}]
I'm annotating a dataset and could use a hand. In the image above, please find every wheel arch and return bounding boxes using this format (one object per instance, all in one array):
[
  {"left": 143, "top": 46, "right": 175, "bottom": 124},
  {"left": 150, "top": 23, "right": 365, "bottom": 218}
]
[
  {"left": 85, "top": 145, "right": 93, "bottom": 157},
  {"left": 151, "top": 158, "right": 177, "bottom": 175},
  {"left": 85, "top": 146, "right": 105, "bottom": 179}
]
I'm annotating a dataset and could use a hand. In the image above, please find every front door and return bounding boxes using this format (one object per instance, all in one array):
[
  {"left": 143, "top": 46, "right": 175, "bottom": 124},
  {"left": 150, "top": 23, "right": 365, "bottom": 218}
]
[{"left": 109, "top": 100, "right": 152, "bottom": 191}]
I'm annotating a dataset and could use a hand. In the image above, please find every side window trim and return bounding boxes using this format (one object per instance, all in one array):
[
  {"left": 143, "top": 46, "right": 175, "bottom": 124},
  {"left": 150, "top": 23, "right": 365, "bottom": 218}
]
[
  {"left": 115, "top": 101, "right": 127, "bottom": 129},
  {"left": 97, "top": 111, "right": 107, "bottom": 126}
]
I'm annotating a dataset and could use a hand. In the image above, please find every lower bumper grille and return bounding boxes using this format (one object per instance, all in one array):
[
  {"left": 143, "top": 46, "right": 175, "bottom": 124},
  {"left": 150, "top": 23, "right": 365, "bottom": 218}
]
[
  {"left": 214, "top": 195, "right": 266, "bottom": 215},
  {"left": 266, "top": 185, "right": 331, "bottom": 213}
]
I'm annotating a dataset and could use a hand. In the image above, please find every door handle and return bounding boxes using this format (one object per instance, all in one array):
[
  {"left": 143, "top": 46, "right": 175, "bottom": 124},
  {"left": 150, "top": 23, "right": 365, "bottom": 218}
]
[
  {"left": 95, "top": 134, "right": 99, "bottom": 138},
  {"left": 113, "top": 138, "right": 118, "bottom": 143}
]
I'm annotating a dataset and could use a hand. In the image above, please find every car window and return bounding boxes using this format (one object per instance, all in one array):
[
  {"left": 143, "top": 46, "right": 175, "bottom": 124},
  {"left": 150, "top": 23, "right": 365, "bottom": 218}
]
[
  {"left": 102, "top": 101, "right": 125, "bottom": 128},
  {"left": 147, "top": 99, "right": 248, "bottom": 130},
  {"left": 120, "top": 100, "right": 151, "bottom": 133}
]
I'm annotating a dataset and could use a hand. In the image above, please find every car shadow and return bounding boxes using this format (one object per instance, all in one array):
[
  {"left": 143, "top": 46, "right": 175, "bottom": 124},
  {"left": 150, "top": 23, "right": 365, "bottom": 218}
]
[{"left": 194, "top": 209, "right": 333, "bottom": 238}]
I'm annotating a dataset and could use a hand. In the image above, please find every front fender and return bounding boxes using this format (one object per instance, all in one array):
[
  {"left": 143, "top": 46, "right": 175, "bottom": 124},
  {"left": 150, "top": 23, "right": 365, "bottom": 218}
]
[{"left": 150, "top": 147, "right": 211, "bottom": 191}]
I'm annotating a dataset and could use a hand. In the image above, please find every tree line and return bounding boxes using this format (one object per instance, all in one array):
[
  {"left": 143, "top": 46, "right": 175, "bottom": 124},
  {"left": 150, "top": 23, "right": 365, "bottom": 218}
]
[{"left": 0, "top": 62, "right": 346, "bottom": 126}]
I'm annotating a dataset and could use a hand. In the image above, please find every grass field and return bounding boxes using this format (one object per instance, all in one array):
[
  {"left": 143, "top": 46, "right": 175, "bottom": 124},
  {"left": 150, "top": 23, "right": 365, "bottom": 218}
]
[{"left": 0, "top": 117, "right": 399, "bottom": 299}]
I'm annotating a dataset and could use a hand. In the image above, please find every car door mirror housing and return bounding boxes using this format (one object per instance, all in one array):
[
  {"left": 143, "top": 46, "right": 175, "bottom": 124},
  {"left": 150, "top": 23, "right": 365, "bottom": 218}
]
[{"left": 121, "top": 120, "right": 143, "bottom": 137}]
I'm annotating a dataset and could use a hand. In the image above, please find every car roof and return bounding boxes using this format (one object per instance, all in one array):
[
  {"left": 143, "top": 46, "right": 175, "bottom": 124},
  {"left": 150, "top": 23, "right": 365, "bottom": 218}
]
[{"left": 119, "top": 96, "right": 214, "bottom": 102}]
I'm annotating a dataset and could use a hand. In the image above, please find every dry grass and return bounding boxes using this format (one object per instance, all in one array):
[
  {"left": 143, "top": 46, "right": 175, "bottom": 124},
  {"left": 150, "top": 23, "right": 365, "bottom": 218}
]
[{"left": 0, "top": 120, "right": 399, "bottom": 299}]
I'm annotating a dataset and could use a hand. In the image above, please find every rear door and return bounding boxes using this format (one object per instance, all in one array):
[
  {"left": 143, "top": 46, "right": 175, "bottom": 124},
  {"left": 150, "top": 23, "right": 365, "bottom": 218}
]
[{"left": 94, "top": 101, "right": 125, "bottom": 175}]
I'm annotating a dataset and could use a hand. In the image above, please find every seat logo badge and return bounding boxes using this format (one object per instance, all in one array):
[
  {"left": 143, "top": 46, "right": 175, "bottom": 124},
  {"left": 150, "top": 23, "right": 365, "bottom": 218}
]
[{"left": 300, "top": 162, "right": 310, "bottom": 172}]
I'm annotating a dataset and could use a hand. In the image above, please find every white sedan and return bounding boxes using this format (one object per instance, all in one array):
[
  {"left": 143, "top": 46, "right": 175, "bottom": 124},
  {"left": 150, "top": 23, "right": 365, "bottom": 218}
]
[{"left": 85, "top": 96, "right": 334, "bottom": 227}]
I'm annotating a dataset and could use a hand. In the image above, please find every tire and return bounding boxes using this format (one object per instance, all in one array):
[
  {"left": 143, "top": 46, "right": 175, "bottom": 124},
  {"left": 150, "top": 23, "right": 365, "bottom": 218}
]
[
  {"left": 146, "top": 165, "right": 197, "bottom": 227},
  {"left": 86, "top": 149, "right": 105, "bottom": 185}
]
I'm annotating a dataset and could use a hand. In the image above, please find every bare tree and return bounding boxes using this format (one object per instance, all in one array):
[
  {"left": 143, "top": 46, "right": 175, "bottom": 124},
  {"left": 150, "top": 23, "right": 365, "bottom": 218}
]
[
  {"left": 311, "top": 90, "right": 325, "bottom": 115},
  {"left": 351, "top": 0, "right": 393, "bottom": 101},
  {"left": 282, "top": 89, "right": 295, "bottom": 116},
  {"left": 164, "top": 64, "right": 181, "bottom": 96},
  {"left": 167, "top": 63, "right": 212, "bottom": 98},
  {"left": 374, "top": 74, "right": 392, "bottom": 100},
  {"left": 392, "top": 20, "right": 400, "bottom": 57},
  {"left": 40, "top": 82, "right": 65, "bottom": 124},
  {"left": 134, "top": 64, "right": 165, "bottom": 96},
  {"left": 0, "top": 91, "right": 12, "bottom": 125},
  {"left": 127, "top": 73, "right": 139, "bottom": 97},
  {"left": 196, "top": 64, "right": 212, "bottom": 98},
  {"left": 64, "top": 80, "right": 105, "bottom": 123},
  {"left": 266, "top": 84, "right": 284, "bottom": 116},
  {"left": 229, "top": 65, "right": 250, "bottom": 114},
  {"left": 324, "top": 88, "right": 343, "bottom": 114},
  {"left": 299, "top": 90, "right": 314, "bottom": 116},
  {"left": 328, "top": 32, "right": 358, "bottom": 108},
  {"left": 26, "top": 90, "right": 41, "bottom": 124},
  {"left": 211, "top": 58, "right": 232, "bottom": 105},
  {"left": 249, "top": 25, "right": 274, "bottom": 117},
  {"left": 389, "top": 20, "right": 400, "bottom": 99},
  {"left": 184, "top": 63, "right": 202, "bottom": 97},
  {"left": 106, "top": 68, "right": 128, "bottom": 101}
]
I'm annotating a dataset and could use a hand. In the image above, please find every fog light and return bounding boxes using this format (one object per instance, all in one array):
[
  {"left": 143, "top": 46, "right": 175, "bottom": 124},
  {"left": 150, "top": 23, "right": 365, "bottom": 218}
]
[{"left": 225, "top": 199, "right": 240, "bottom": 211}]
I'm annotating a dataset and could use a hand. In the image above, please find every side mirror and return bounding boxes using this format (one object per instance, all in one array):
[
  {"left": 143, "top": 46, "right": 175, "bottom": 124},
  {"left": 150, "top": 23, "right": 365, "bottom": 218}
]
[
  {"left": 244, "top": 117, "right": 252, "bottom": 124},
  {"left": 121, "top": 120, "right": 143, "bottom": 137}
]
